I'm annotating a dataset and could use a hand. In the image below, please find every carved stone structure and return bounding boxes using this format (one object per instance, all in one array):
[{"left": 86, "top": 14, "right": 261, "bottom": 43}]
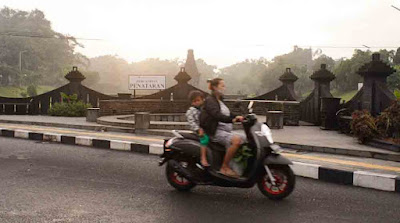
[
  {"left": 343, "top": 53, "right": 396, "bottom": 115},
  {"left": 138, "top": 67, "right": 207, "bottom": 100},
  {"left": 0, "top": 66, "right": 113, "bottom": 115},
  {"left": 249, "top": 68, "right": 298, "bottom": 101},
  {"left": 300, "top": 64, "right": 335, "bottom": 124},
  {"left": 185, "top": 49, "right": 200, "bottom": 87}
]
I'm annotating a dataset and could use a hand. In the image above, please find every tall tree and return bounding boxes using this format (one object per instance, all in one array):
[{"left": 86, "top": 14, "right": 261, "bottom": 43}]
[{"left": 0, "top": 7, "right": 84, "bottom": 86}]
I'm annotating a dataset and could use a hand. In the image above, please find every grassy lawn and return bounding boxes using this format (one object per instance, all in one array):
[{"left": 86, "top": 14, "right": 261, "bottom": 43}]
[
  {"left": 0, "top": 85, "right": 55, "bottom": 98},
  {"left": 299, "top": 90, "right": 358, "bottom": 102},
  {"left": 332, "top": 90, "right": 358, "bottom": 102}
]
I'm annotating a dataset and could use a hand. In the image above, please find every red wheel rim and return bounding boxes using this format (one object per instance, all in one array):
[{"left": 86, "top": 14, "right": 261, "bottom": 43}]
[
  {"left": 262, "top": 170, "right": 288, "bottom": 195},
  {"left": 170, "top": 172, "right": 190, "bottom": 186}
]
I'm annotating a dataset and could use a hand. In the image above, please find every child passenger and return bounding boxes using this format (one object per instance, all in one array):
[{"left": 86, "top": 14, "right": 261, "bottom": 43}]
[{"left": 186, "top": 90, "right": 209, "bottom": 167}]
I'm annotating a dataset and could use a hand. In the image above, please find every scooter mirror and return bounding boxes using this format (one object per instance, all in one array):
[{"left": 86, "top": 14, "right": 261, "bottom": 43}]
[{"left": 248, "top": 101, "right": 254, "bottom": 110}]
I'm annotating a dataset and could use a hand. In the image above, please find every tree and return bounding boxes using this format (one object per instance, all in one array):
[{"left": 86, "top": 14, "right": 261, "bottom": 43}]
[
  {"left": 195, "top": 59, "right": 217, "bottom": 91},
  {"left": 219, "top": 58, "right": 267, "bottom": 95},
  {"left": 312, "top": 55, "right": 335, "bottom": 72},
  {"left": 333, "top": 50, "right": 370, "bottom": 92},
  {"left": 393, "top": 48, "right": 400, "bottom": 65},
  {"left": 0, "top": 7, "right": 85, "bottom": 86},
  {"left": 388, "top": 65, "right": 400, "bottom": 90}
]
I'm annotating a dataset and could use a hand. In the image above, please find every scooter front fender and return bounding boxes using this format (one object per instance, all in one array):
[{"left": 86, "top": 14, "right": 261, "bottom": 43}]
[{"left": 264, "top": 153, "right": 293, "bottom": 165}]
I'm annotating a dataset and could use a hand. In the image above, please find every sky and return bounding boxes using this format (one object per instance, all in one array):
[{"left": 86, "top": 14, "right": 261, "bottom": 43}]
[{"left": 1, "top": 0, "right": 400, "bottom": 67}]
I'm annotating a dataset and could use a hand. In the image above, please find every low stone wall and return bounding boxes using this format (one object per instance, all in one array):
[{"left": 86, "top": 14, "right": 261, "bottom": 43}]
[
  {"left": 100, "top": 100, "right": 190, "bottom": 116},
  {"left": 224, "top": 100, "right": 300, "bottom": 126},
  {"left": 99, "top": 99, "right": 300, "bottom": 125},
  {"left": 118, "top": 113, "right": 187, "bottom": 122}
]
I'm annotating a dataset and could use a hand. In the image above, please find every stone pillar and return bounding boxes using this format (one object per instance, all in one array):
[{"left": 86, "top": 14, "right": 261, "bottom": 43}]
[
  {"left": 64, "top": 66, "right": 86, "bottom": 100},
  {"left": 185, "top": 49, "right": 200, "bottom": 87},
  {"left": 135, "top": 112, "right": 150, "bottom": 133},
  {"left": 357, "top": 53, "right": 396, "bottom": 115},
  {"left": 310, "top": 64, "right": 335, "bottom": 125},
  {"left": 86, "top": 108, "right": 100, "bottom": 122},
  {"left": 320, "top": 97, "right": 341, "bottom": 130},
  {"left": 279, "top": 68, "right": 298, "bottom": 94}
]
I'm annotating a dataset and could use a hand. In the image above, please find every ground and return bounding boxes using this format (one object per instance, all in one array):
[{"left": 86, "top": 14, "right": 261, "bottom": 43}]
[
  {"left": 1, "top": 137, "right": 399, "bottom": 223},
  {"left": 0, "top": 85, "right": 55, "bottom": 97}
]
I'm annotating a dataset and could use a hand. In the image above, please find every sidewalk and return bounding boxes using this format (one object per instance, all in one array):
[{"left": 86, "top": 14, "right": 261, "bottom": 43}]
[{"left": 0, "top": 115, "right": 399, "bottom": 161}]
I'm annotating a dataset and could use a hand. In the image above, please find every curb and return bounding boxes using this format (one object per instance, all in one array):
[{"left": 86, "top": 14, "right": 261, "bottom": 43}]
[
  {"left": 276, "top": 142, "right": 400, "bottom": 162},
  {"left": 1, "top": 128, "right": 399, "bottom": 193},
  {"left": 2, "top": 119, "right": 400, "bottom": 162}
]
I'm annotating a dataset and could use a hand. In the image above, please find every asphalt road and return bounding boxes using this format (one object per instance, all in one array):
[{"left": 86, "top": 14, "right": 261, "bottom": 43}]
[{"left": 0, "top": 137, "right": 399, "bottom": 223}]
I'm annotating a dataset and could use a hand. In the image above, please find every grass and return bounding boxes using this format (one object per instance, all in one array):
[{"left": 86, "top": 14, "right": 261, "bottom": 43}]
[
  {"left": 299, "top": 90, "right": 358, "bottom": 102},
  {"left": 332, "top": 90, "right": 358, "bottom": 102},
  {"left": 0, "top": 85, "right": 55, "bottom": 98}
]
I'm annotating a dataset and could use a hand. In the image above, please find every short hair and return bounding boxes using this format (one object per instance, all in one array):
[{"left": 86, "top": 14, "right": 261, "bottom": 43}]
[{"left": 188, "top": 90, "right": 204, "bottom": 102}]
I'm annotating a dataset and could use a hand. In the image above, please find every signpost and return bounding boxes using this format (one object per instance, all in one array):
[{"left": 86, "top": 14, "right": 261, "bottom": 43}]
[{"left": 129, "top": 75, "right": 166, "bottom": 98}]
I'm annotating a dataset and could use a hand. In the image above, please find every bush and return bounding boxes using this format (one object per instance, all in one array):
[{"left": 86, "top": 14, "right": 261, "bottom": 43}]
[
  {"left": 376, "top": 99, "right": 400, "bottom": 141},
  {"left": 395, "top": 89, "right": 400, "bottom": 99},
  {"left": 351, "top": 110, "right": 378, "bottom": 143},
  {"left": 27, "top": 85, "right": 37, "bottom": 97},
  {"left": 48, "top": 93, "right": 91, "bottom": 117}
]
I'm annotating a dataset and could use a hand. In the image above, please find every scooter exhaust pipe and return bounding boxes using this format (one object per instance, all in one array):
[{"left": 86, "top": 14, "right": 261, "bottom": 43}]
[{"left": 169, "top": 160, "right": 197, "bottom": 182}]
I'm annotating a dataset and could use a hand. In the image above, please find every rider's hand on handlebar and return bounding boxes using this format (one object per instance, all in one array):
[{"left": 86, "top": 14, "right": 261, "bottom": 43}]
[{"left": 233, "top": 116, "right": 244, "bottom": 123}]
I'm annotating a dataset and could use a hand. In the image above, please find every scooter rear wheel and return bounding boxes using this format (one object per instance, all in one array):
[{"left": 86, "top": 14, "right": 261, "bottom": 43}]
[
  {"left": 166, "top": 161, "right": 196, "bottom": 191},
  {"left": 257, "top": 165, "right": 295, "bottom": 200}
]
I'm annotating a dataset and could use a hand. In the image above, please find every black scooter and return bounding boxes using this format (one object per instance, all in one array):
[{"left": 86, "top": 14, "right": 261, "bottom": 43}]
[{"left": 159, "top": 101, "right": 295, "bottom": 200}]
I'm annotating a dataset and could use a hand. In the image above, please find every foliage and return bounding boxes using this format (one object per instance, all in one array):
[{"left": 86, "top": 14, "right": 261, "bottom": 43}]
[
  {"left": 395, "top": 89, "right": 400, "bottom": 99},
  {"left": 0, "top": 7, "right": 87, "bottom": 86},
  {"left": 27, "top": 85, "right": 37, "bottom": 96},
  {"left": 351, "top": 110, "right": 378, "bottom": 143},
  {"left": 219, "top": 58, "right": 267, "bottom": 95},
  {"left": 394, "top": 47, "right": 400, "bottom": 65},
  {"left": 375, "top": 100, "right": 400, "bottom": 141},
  {"left": 233, "top": 145, "right": 253, "bottom": 169},
  {"left": 387, "top": 65, "right": 400, "bottom": 91},
  {"left": 0, "top": 85, "right": 53, "bottom": 97},
  {"left": 48, "top": 93, "right": 91, "bottom": 117}
]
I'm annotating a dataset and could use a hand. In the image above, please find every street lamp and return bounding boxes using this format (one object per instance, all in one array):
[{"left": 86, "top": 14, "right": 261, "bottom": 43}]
[{"left": 19, "top": 50, "right": 27, "bottom": 72}]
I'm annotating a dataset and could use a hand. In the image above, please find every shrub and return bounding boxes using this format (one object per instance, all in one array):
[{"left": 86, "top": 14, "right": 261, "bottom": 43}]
[
  {"left": 351, "top": 110, "right": 378, "bottom": 143},
  {"left": 376, "top": 99, "right": 400, "bottom": 141},
  {"left": 27, "top": 85, "right": 37, "bottom": 97},
  {"left": 395, "top": 89, "right": 400, "bottom": 99},
  {"left": 48, "top": 93, "right": 91, "bottom": 117}
]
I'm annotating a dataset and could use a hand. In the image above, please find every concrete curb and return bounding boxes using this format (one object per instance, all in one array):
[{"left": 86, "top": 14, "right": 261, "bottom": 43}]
[
  {"left": 1, "top": 128, "right": 399, "bottom": 193},
  {"left": 2, "top": 119, "right": 400, "bottom": 162}
]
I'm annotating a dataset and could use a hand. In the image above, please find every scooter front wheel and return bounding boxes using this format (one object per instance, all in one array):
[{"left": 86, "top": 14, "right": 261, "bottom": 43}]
[
  {"left": 166, "top": 161, "right": 196, "bottom": 191},
  {"left": 257, "top": 165, "right": 295, "bottom": 200}
]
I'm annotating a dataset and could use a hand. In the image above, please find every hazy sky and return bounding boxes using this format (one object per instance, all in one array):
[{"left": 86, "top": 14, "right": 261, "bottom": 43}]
[{"left": 2, "top": 0, "right": 400, "bottom": 67}]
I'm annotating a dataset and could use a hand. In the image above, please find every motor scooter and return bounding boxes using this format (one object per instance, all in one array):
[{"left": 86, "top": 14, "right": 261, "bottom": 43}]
[{"left": 159, "top": 101, "right": 295, "bottom": 200}]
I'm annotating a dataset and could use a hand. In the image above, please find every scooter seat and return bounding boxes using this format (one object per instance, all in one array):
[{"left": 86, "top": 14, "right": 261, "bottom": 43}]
[
  {"left": 208, "top": 142, "right": 226, "bottom": 152},
  {"left": 180, "top": 132, "right": 199, "bottom": 141}
]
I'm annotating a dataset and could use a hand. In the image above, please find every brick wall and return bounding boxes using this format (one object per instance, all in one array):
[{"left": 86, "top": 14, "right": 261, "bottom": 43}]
[{"left": 100, "top": 99, "right": 300, "bottom": 125}]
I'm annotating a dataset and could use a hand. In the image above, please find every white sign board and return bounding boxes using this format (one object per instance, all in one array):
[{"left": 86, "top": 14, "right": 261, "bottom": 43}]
[{"left": 129, "top": 75, "right": 166, "bottom": 90}]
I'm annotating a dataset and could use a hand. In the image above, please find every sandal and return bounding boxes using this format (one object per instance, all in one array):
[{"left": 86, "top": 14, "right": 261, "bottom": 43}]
[
  {"left": 219, "top": 168, "right": 240, "bottom": 178},
  {"left": 201, "top": 160, "right": 210, "bottom": 167}
]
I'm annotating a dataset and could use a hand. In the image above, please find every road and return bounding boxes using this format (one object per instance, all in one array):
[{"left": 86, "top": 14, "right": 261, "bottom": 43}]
[{"left": 0, "top": 137, "right": 399, "bottom": 223}]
